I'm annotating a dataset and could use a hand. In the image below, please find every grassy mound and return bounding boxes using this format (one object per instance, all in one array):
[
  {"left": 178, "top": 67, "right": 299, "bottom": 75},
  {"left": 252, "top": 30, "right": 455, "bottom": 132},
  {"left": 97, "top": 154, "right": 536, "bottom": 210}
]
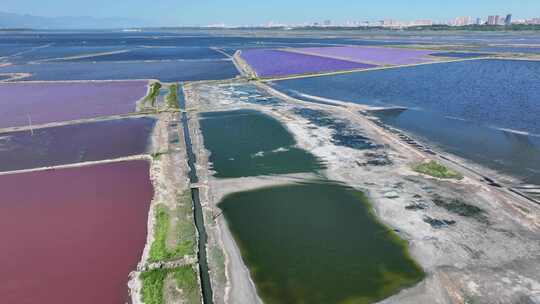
[
  {"left": 140, "top": 266, "right": 199, "bottom": 304},
  {"left": 166, "top": 84, "right": 179, "bottom": 109},
  {"left": 413, "top": 160, "right": 463, "bottom": 180},
  {"left": 143, "top": 82, "right": 162, "bottom": 108},
  {"left": 140, "top": 269, "right": 167, "bottom": 304},
  {"left": 148, "top": 200, "right": 195, "bottom": 262}
]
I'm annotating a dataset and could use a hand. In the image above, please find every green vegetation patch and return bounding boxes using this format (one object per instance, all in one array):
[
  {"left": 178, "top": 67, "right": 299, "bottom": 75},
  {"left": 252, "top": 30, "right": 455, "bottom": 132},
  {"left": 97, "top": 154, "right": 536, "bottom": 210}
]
[
  {"left": 151, "top": 151, "right": 168, "bottom": 161},
  {"left": 140, "top": 266, "right": 200, "bottom": 304},
  {"left": 413, "top": 160, "right": 463, "bottom": 180},
  {"left": 166, "top": 84, "right": 179, "bottom": 109},
  {"left": 173, "top": 191, "right": 197, "bottom": 256},
  {"left": 148, "top": 204, "right": 172, "bottom": 262},
  {"left": 140, "top": 269, "right": 167, "bottom": 304},
  {"left": 143, "top": 82, "right": 162, "bottom": 108},
  {"left": 210, "top": 246, "right": 227, "bottom": 286},
  {"left": 171, "top": 266, "right": 200, "bottom": 303},
  {"left": 148, "top": 195, "right": 196, "bottom": 262},
  {"left": 432, "top": 195, "right": 489, "bottom": 224}
]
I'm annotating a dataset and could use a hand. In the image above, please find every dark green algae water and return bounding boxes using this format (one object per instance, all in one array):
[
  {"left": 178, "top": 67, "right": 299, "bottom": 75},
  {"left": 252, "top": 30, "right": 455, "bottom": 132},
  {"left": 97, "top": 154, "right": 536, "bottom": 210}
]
[
  {"left": 200, "top": 109, "right": 424, "bottom": 303},
  {"left": 219, "top": 182, "right": 424, "bottom": 304},
  {"left": 199, "top": 109, "right": 324, "bottom": 178}
]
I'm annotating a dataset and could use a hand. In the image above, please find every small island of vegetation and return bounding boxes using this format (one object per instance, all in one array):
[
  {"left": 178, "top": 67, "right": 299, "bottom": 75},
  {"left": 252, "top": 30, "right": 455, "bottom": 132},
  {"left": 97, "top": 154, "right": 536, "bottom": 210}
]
[{"left": 413, "top": 160, "right": 464, "bottom": 180}]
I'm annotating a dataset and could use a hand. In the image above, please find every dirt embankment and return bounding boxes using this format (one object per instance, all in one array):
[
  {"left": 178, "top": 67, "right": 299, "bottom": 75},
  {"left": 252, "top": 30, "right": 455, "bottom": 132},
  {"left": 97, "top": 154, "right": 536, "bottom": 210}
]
[
  {"left": 184, "top": 83, "right": 264, "bottom": 304},
  {"left": 129, "top": 109, "right": 203, "bottom": 304},
  {"left": 232, "top": 52, "right": 257, "bottom": 78}
]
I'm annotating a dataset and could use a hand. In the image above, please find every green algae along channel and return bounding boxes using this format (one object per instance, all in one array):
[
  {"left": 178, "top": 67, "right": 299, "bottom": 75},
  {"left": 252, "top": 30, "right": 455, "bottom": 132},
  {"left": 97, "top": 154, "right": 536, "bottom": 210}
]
[{"left": 199, "top": 109, "right": 424, "bottom": 303}]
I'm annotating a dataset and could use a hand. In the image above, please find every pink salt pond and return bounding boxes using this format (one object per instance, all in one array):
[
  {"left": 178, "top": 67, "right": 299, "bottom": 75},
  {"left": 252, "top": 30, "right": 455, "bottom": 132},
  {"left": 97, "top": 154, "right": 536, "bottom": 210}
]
[
  {"left": 0, "top": 80, "right": 148, "bottom": 129},
  {"left": 0, "top": 160, "right": 153, "bottom": 304}
]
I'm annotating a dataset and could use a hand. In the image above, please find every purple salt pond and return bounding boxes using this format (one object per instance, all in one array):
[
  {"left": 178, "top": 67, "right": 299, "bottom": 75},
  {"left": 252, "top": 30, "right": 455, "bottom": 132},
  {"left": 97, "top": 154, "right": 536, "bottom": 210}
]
[
  {"left": 0, "top": 81, "right": 148, "bottom": 129},
  {"left": 0, "top": 117, "right": 155, "bottom": 172},
  {"left": 240, "top": 49, "right": 375, "bottom": 78},
  {"left": 287, "top": 46, "right": 436, "bottom": 66}
]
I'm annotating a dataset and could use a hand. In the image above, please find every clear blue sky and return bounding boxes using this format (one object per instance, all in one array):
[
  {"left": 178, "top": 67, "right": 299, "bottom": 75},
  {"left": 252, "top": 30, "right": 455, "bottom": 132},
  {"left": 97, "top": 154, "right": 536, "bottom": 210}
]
[{"left": 2, "top": 0, "right": 539, "bottom": 26}]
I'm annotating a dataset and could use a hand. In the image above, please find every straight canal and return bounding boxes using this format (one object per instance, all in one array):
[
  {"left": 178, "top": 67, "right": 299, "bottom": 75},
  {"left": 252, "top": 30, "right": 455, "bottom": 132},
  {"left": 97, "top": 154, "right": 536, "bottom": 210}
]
[{"left": 178, "top": 84, "right": 214, "bottom": 304}]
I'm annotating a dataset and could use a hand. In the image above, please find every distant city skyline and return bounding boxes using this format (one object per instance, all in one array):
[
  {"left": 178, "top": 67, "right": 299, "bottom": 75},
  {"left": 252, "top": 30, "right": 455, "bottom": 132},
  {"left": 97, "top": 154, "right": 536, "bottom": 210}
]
[{"left": 1, "top": 0, "right": 540, "bottom": 27}]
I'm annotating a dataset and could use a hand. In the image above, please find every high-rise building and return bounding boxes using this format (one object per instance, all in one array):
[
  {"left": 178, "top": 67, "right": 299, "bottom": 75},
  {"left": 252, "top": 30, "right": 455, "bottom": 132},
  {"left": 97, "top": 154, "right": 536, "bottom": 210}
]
[
  {"left": 505, "top": 14, "right": 513, "bottom": 25},
  {"left": 323, "top": 20, "right": 332, "bottom": 26},
  {"left": 475, "top": 18, "right": 482, "bottom": 25},
  {"left": 382, "top": 19, "right": 398, "bottom": 27},
  {"left": 487, "top": 15, "right": 500, "bottom": 25},
  {"left": 452, "top": 16, "right": 471, "bottom": 26},
  {"left": 414, "top": 20, "right": 433, "bottom": 26}
]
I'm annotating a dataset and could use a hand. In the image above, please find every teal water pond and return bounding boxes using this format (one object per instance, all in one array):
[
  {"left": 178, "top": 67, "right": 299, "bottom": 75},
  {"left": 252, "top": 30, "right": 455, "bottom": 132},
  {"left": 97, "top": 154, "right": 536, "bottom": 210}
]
[
  {"left": 219, "top": 182, "right": 424, "bottom": 304},
  {"left": 199, "top": 109, "right": 324, "bottom": 178}
]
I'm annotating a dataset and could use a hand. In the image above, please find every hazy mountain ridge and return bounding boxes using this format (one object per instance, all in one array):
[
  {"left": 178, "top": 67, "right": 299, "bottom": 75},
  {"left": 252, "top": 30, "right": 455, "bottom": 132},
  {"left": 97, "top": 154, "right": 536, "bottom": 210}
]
[{"left": 0, "top": 11, "right": 153, "bottom": 29}]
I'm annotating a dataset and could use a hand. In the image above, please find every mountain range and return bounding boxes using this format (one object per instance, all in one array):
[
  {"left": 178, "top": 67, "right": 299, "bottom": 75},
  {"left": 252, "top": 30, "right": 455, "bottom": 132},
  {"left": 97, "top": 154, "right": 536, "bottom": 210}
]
[{"left": 0, "top": 11, "right": 154, "bottom": 29}]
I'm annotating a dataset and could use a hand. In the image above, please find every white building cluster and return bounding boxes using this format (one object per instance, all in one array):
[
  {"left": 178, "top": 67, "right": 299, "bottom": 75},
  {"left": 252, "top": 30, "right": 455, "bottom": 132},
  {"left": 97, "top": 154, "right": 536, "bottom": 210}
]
[{"left": 250, "top": 13, "right": 539, "bottom": 29}]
